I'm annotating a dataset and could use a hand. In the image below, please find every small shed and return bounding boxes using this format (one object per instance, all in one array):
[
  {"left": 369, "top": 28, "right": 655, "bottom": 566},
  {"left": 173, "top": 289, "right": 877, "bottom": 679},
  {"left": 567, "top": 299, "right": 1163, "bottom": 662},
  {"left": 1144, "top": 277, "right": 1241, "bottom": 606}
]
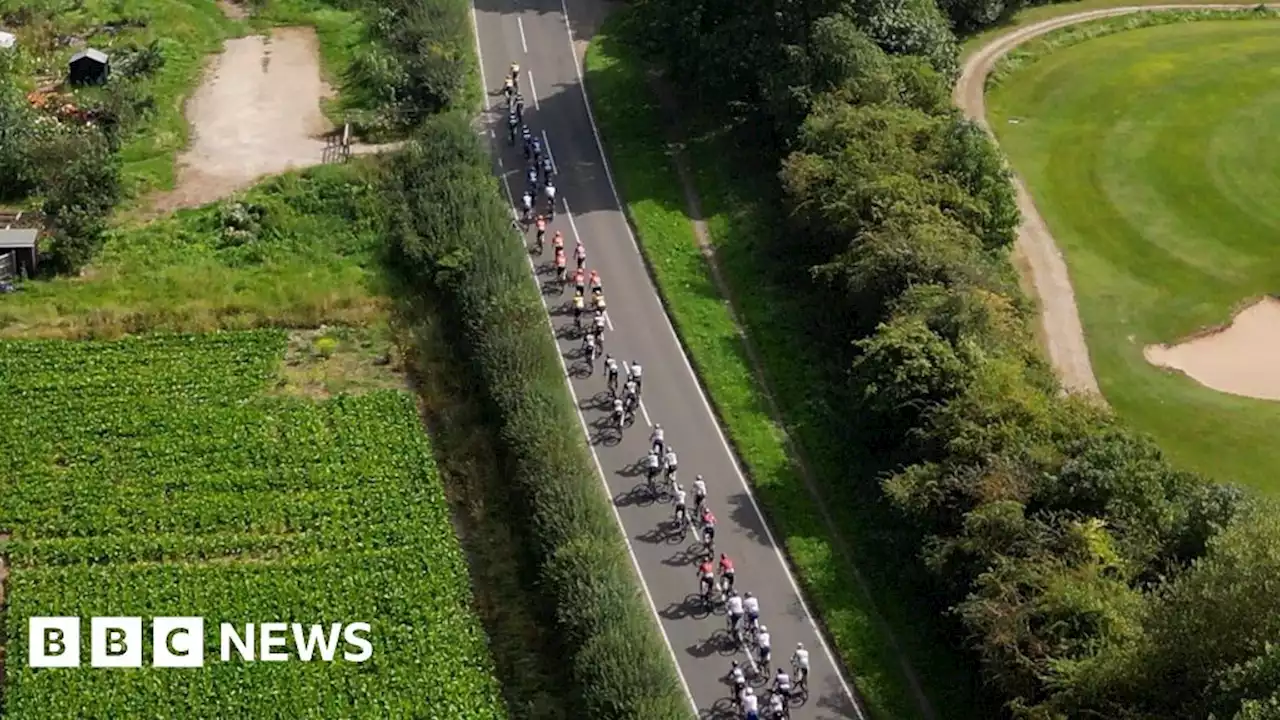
[
  {"left": 0, "top": 229, "right": 39, "bottom": 279},
  {"left": 0, "top": 31, "right": 15, "bottom": 50},
  {"left": 69, "top": 48, "right": 109, "bottom": 86}
]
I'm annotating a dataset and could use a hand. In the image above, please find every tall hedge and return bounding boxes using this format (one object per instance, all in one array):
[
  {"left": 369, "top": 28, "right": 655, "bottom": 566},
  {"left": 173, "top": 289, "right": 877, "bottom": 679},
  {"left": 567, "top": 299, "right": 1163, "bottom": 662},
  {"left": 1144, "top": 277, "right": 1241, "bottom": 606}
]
[{"left": 383, "top": 113, "right": 690, "bottom": 720}]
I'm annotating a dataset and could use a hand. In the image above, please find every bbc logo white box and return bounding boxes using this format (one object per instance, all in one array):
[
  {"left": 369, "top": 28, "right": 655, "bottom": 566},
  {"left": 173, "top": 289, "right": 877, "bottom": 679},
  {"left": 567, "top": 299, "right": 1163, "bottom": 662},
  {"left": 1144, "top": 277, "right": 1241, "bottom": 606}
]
[
  {"left": 91, "top": 617, "right": 143, "bottom": 667},
  {"left": 29, "top": 617, "right": 80, "bottom": 668},
  {"left": 153, "top": 617, "right": 204, "bottom": 667}
]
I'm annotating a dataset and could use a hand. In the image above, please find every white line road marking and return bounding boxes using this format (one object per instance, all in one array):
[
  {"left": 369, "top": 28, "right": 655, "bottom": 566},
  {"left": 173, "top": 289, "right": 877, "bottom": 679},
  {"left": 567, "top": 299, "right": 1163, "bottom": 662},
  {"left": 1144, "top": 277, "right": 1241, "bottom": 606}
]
[
  {"left": 497, "top": 155, "right": 504, "bottom": 169},
  {"left": 488, "top": 129, "right": 495, "bottom": 138},
  {"left": 541, "top": 130, "right": 558, "bottom": 174},
  {"left": 553, "top": 0, "right": 865, "bottom": 714},
  {"left": 467, "top": 7, "right": 698, "bottom": 713},
  {"left": 639, "top": 398, "right": 652, "bottom": 426},
  {"left": 517, "top": 16, "right": 528, "bottom": 53},
  {"left": 527, "top": 69, "right": 539, "bottom": 110}
]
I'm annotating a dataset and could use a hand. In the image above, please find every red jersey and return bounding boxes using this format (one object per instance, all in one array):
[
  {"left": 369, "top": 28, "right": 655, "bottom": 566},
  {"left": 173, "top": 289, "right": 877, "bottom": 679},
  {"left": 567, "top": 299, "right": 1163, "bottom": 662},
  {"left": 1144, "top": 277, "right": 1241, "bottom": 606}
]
[
  {"left": 555, "top": 253, "right": 566, "bottom": 268},
  {"left": 553, "top": 234, "right": 564, "bottom": 249},
  {"left": 573, "top": 268, "right": 585, "bottom": 284},
  {"left": 719, "top": 557, "right": 734, "bottom": 573},
  {"left": 535, "top": 217, "right": 547, "bottom": 231},
  {"left": 589, "top": 271, "right": 601, "bottom": 287},
  {"left": 698, "top": 562, "right": 714, "bottom": 577}
]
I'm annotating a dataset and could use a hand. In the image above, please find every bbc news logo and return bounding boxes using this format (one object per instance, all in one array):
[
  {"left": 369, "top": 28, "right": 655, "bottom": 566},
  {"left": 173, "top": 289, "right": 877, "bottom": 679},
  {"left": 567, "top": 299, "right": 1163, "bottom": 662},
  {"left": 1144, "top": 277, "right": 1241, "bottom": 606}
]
[{"left": 29, "top": 617, "right": 373, "bottom": 668}]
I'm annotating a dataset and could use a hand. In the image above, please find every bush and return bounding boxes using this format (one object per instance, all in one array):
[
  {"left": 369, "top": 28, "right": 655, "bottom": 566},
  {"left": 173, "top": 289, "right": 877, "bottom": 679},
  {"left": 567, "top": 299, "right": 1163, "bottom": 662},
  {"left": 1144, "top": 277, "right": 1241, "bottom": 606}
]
[{"left": 383, "top": 114, "right": 690, "bottom": 720}]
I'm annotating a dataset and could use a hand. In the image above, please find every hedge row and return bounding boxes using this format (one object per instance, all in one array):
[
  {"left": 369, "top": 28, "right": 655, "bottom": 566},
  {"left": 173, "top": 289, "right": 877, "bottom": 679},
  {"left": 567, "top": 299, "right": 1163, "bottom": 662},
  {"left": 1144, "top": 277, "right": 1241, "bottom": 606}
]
[{"left": 381, "top": 113, "right": 690, "bottom": 719}]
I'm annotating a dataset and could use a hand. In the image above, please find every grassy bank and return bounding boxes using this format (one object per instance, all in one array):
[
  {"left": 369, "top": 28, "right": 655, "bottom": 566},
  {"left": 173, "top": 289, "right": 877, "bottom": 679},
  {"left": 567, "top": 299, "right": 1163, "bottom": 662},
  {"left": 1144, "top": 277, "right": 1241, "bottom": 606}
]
[
  {"left": 986, "top": 15, "right": 1280, "bottom": 493},
  {"left": 584, "top": 14, "right": 989, "bottom": 720}
]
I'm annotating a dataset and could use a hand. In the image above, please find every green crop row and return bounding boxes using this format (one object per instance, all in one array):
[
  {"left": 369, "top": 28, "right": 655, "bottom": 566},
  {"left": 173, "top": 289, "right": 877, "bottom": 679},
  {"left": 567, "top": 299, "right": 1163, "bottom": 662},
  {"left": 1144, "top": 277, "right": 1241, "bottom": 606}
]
[
  {"left": 0, "top": 331, "right": 509, "bottom": 719},
  {"left": 383, "top": 114, "right": 691, "bottom": 719}
]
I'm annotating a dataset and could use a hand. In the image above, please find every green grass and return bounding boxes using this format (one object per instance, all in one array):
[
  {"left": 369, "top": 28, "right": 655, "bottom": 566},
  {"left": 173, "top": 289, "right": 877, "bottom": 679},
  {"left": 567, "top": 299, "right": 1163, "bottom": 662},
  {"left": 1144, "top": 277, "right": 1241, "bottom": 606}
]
[
  {"left": 958, "top": 0, "right": 1260, "bottom": 58},
  {"left": 585, "top": 15, "right": 990, "bottom": 720},
  {"left": 987, "top": 17, "right": 1280, "bottom": 493},
  {"left": 0, "top": 162, "right": 387, "bottom": 339}
]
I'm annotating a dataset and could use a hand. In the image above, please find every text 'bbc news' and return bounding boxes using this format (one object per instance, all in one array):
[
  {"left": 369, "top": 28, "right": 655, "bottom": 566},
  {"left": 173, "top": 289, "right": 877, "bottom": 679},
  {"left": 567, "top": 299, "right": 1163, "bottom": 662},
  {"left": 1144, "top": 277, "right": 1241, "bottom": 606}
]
[{"left": 29, "top": 617, "right": 373, "bottom": 668}]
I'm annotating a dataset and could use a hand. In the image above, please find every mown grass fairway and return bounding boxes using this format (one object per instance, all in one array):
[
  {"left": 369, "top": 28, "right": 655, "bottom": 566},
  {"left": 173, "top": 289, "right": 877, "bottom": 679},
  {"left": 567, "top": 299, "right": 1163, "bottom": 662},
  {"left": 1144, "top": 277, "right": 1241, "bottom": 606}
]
[{"left": 987, "top": 18, "right": 1280, "bottom": 492}]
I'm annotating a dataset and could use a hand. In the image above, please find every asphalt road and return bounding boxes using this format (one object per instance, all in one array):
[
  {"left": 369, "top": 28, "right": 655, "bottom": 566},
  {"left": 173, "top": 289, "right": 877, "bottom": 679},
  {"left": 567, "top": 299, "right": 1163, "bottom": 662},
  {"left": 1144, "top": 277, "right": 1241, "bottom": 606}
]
[{"left": 469, "top": 1, "right": 864, "bottom": 717}]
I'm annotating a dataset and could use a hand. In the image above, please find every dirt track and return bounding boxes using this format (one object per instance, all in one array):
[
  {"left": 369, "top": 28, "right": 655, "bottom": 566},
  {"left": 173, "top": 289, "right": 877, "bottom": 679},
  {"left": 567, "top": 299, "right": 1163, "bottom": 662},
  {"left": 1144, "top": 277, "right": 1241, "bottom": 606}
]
[
  {"left": 151, "top": 27, "right": 391, "bottom": 213},
  {"left": 953, "top": 4, "right": 1265, "bottom": 401}
]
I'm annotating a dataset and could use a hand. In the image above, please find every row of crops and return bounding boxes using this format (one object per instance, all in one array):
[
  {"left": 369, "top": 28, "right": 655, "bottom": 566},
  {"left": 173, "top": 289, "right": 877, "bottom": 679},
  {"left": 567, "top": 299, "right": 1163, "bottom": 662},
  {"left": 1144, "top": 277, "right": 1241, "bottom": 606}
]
[{"left": 0, "top": 330, "right": 509, "bottom": 718}]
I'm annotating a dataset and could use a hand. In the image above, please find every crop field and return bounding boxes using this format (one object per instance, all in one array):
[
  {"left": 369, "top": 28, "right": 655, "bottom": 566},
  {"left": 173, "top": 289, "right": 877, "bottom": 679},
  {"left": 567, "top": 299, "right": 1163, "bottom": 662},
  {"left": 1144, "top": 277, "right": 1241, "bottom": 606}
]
[
  {"left": 987, "top": 17, "right": 1280, "bottom": 493},
  {"left": 0, "top": 330, "right": 508, "bottom": 719}
]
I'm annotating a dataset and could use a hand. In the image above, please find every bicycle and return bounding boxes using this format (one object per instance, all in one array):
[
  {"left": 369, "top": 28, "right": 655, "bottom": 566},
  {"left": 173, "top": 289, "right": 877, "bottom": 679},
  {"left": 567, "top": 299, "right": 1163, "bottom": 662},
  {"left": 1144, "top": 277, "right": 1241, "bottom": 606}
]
[{"left": 791, "top": 661, "right": 808, "bottom": 695}]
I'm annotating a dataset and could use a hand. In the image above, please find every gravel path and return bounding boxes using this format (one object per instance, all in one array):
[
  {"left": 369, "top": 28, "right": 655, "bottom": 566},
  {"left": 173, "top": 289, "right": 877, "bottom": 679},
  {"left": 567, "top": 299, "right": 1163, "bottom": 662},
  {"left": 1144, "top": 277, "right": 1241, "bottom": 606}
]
[{"left": 953, "top": 4, "right": 1266, "bottom": 400}]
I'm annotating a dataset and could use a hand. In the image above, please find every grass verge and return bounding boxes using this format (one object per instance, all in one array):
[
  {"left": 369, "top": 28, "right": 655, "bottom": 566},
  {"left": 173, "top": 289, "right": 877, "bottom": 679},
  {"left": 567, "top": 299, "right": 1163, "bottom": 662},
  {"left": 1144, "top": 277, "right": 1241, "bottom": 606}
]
[
  {"left": 986, "top": 15, "right": 1280, "bottom": 493},
  {"left": 957, "top": 0, "right": 1263, "bottom": 57},
  {"left": 584, "top": 13, "right": 992, "bottom": 720}
]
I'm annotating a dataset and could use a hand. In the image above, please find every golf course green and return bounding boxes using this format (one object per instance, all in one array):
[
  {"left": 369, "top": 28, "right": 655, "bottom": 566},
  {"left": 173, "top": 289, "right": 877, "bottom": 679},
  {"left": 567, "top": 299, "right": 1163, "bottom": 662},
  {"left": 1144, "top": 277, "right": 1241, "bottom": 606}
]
[{"left": 987, "top": 18, "right": 1280, "bottom": 493}]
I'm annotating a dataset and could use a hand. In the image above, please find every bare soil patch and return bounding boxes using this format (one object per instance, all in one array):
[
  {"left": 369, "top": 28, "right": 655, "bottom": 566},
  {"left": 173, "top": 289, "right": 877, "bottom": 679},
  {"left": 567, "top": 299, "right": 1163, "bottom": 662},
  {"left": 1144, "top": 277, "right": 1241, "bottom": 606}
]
[
  {"left": 150, "top": 27, "right": 389, "bottom": 213},
  {"left": 1145, "top": 297, "right": 1280, "bottom": 400}
]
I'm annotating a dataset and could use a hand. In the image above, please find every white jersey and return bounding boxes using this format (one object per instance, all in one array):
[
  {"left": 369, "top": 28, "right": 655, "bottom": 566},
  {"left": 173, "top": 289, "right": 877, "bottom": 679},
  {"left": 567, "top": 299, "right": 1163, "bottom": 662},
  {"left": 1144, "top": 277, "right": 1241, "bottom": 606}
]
[
  {"left": 757, "top": 632, "right": 771, "bottom": 650},
  {"left": 545, "top": 184, "right": 557, "bottom": 200},
  {"left": 742, "top": 694, "right": 758, "bottom": 713},
  {"left": 646, "top": 453, "right": 660, "bottom": 469},
  {"left": 630, "top": 363, "right": 643, "bottom": 379},
  {"left": 775, "top": 672, "right": 792, "bottom": 689},
  {"left": 650, "top": 428, "right": 663, "bottom": 445},
  {"left": 744, "top": 596, "right": 760, "bottom": 615},
  {"left": 674, "top": 488, "right": 687, "bottom": 506},
  {"left": 770, "top": 695, "right": 785, "bottom": 712},
  {"left": 612, "top": 400, "right": 624, "bottom": 414},
  {"left": 624, "top": 381, "right": 637, "bottom": 397},
  {"left": 606, "top": 359, "right": 618, "bottom": 374},
  {"left": 693, "top": 479, "right": 707, "bottom": 497},
  {"left": 521, "top": 194, "right": 532, "bottom": 210},
  {"left": 664, "top": 451, "right": 678, "bottom": 467},
  {"left": 730, "top": 666, "right": 745, "bottom": 685},
  {"left": 726, "top": 595, "right": 744, "bottom": 616},
  {"left": 793, "top": 648, "right": 810, "bottom": 669}
]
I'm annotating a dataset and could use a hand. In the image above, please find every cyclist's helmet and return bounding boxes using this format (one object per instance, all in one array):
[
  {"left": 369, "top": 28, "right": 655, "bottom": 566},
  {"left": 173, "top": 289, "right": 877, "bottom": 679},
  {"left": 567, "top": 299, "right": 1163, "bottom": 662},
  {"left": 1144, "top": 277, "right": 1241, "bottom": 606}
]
[{"left": 760, "top": 625, "right": 768, "bottom": 633}]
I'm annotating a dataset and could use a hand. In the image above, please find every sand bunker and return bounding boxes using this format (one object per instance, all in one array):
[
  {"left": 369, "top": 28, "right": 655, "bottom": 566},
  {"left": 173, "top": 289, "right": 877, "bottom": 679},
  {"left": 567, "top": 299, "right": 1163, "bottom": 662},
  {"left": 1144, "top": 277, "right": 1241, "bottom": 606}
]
[
  {"left": 150, "top": 27, "right": 389, "bottom": 213},
  {"left": 1144, "top": 297, "right": 1280, "bottom": 401}
]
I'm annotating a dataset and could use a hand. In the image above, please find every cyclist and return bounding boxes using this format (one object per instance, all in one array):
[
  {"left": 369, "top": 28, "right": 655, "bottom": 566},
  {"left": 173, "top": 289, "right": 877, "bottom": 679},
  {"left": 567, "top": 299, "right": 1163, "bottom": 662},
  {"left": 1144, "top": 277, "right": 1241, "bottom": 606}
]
[
  {"left": 696, "top": 558, "right": 715, "bottom": 601},
  {"left": 663, "top": 446, "right": 678, "bottom": 480},
  {"left": 650, "top": 423, "right": 665, "bottom": 455},
  {"left": 742, "top": 687, "right": 760, "bottom": 720},
  {"left": 535, "top": 215, "right": 547, "bottom": 249},
  {"left": 574, "top": 239, "right": 587, "bottom": 269},
  {"left": 622, "top": 378, "right": 639, "bottom": 415},
  {"left": 509, "top": 61, "right": 520, "bottom": 84},
  {"left": 506, "top": 109, "right": 519, "bottom": 144},
  {"left": 673, "top": 483, "right": 688, "bottom": 528},
  {"left": 725, "top": 590, "right": 744, "bottom": 634},
  {"left": 605, "top": 355, "right": 620, "bottom": 393},
  {"left": 521, "top": 125, "right": 533, "bottom": 158},
  {"left": 570, "top": 288, "right": 584, "bottom": 321},
  {"left": 593, "top": 292, "right": 607, "bottom": 313},
  {"left": 555, "top": 248, "right": 568, "bottom": 283},
  {"left": 541, "top": 154, "right": 554, "bottom": 181},
  {"left": 645, "top": 449, "right": 661, "bottom": 485},
  {"left": 526, "top": 164, "right": 539, "bottom": 193},
  {"left": 701, "top": 507, "right": 717, "bottom": 551},
  {"left": 718, "top": 553, "right": 736, "bottom": 594},
  {"left": 544, "top": 179, "right": 557, "bottom": 211},
  {"left": 589, "top": 269, "right": 602, "bottom": 294},
  {"left": 611, "top": 396, "right": 625, "bottom": 429},
  {"left": 520, "top": 191, "right": 533, "bottom": 222},
  {"left": 728, "top": 660, "right": 748, "bottom": 708},
  {"left": 768, "top": 691, "right": 786, "bottom": 719},
  {"left": 514, "top": 93, "right": 526, "bottom": 122},
  {"left": 792, "top": 643, "right": 810, "bottom": 689},
  {"left": 756, "top": 624, "right": 772, "bottom": 668},
  {"left": 593, "top": 309, "right": 606, "bottom": 339},
  {"left": 628, "top": 360, "right": 643, "bottom": 394},
  {"left": 584, "top": 332, "right": 598, "bottom": 369},
  {"left": 552, "top": 230, "right": 565, "bottom": 252},
  {"left": 531, "top": 137, "right": 543, "bottom": 163},
  {"left": 744, "top": 592, "right": 761, "bottom": 634},
  {"left": 502, "top": 75, "right": 515, "bottom": 102},
  {"left": 573, "top": 267, "right": 586, "bottom": 296},
  {"left": 772, "top": 667, "right": 793, "bottom": 705},
  {"left": 693, "top": 474, "right": 708, "bottom": 515}
]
